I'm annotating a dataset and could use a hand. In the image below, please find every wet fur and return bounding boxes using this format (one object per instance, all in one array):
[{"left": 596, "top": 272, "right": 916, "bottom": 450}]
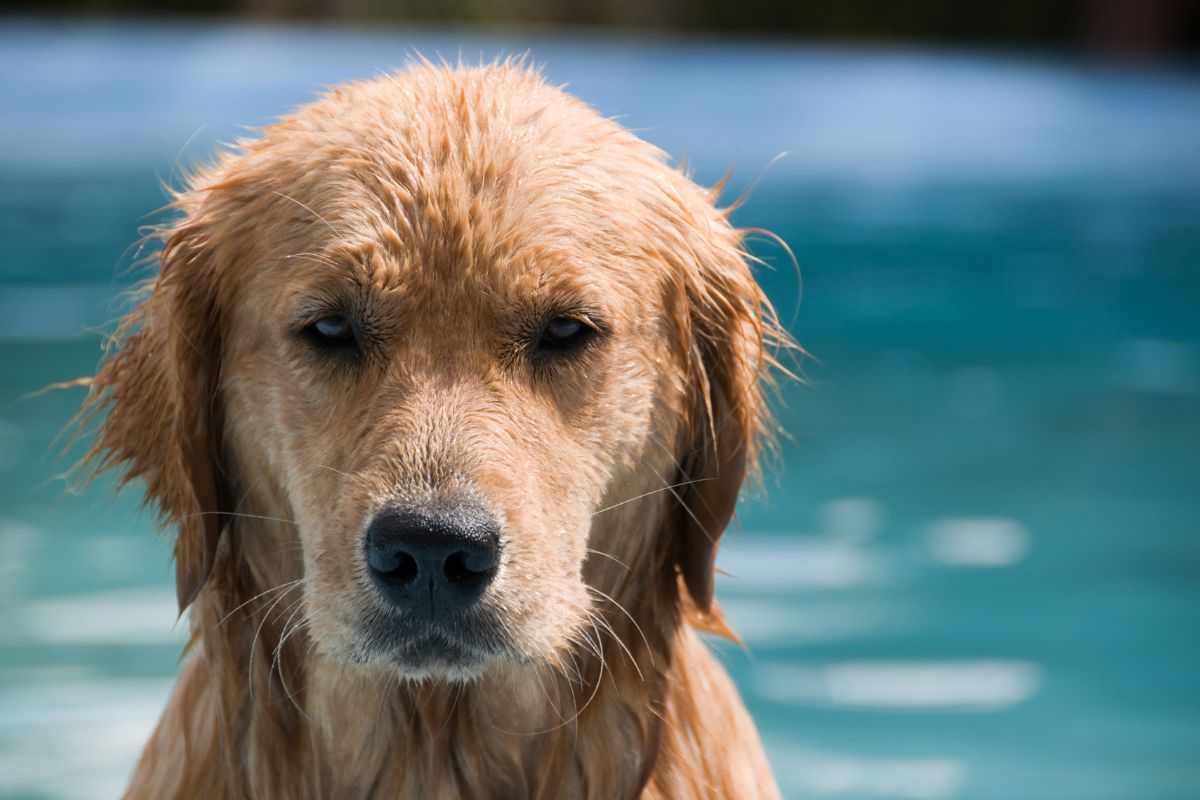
[{"left": 78, "top": 61, "right": 787, "bottom": 799}]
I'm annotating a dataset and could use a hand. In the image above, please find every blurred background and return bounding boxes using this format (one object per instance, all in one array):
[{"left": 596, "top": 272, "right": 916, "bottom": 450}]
[{"left": 2, "top": 2, "right": 1199, "bottom": 798}]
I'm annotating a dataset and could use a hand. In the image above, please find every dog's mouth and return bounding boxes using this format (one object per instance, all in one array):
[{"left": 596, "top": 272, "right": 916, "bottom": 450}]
[{"left": 356, "top": 605, "right": 508, "bottom": 679}]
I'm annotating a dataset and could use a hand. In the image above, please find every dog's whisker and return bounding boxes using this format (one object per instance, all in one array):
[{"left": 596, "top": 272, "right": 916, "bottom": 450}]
[
  {"left": 573, "top": 619, "right": 609, "bottom": 716},
  {"left": 589, "top": 609, "right": 644, "bottom": 683},
  {"left": 247, "top": 581, "right": 306, "bottom": 705},
  {"left": 530, "top": 661, "right": 565, "bottom": 723},
  {"left": 313, "top": 463, "right": 369, "bottom": 486},
  {"left": 271, "top": 598, "right": 306, "bottom": 675},
  {"left": 584, "top": 547, "right": 630, "bottom": 572},
  {"left": 184, "top": 510, "right": 300, "bottom": 527},
  {"left": 645, "top": 461, "right": 715, "bottom": 545},
  {"left": 587, "top": 585, "right": 656, "bottom": 671},
  {"left": 591, "top": 477, "right": 715, "bottom": 518},
  {"left": 218, "top": 578, "right": 305, "bottom": 627},
  {"left": 647, "top": 430, "right": 687, "bottom": 477},
  {"left": 272, "top": 602, "right": 312, "bottom": 722}
]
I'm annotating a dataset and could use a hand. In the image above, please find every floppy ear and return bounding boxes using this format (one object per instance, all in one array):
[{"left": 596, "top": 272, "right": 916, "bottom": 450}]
[
  {"left": 81, "top": 211, "right": 229, "bottom": 613},
  {"left": 671, "top": 218, "right": 784, "bottom": 616}
]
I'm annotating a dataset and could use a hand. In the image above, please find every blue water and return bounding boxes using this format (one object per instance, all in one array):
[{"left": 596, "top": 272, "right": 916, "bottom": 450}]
[{"left": 3, "top": 20, "right": 1200, "bottom": 800}]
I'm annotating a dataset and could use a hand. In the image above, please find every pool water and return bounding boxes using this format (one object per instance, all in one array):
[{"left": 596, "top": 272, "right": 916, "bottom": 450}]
[{"left": 2, "top": 21, "right": 1199, "bottom": 800}]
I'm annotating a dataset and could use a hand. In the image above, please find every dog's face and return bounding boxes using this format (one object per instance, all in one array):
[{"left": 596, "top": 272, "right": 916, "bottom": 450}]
[
  {"left": 223, "top": 201, "right": 679, "bottom": 679},
  {"left": 86, "top": 65, "right": 775, "bottom": 683}
]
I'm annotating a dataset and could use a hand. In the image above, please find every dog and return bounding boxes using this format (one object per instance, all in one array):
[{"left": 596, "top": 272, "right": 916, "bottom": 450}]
[{"left": 78, "top": 60, "right": 789, "bottom": 799}]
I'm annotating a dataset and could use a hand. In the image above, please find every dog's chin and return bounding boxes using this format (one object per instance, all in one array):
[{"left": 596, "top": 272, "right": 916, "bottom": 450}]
[{"left": 379, "top": 634, "right": 496, "bottom": 683}]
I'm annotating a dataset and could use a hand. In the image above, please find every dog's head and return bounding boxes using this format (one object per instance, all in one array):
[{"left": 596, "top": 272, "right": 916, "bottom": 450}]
[{"left": 84, "top": 64, "right": 783, "bottom": 681}]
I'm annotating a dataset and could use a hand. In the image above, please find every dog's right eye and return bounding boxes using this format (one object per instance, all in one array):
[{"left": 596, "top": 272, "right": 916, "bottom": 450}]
[{"left": 303, "top": 315, "right": 357, "bottom": 350}]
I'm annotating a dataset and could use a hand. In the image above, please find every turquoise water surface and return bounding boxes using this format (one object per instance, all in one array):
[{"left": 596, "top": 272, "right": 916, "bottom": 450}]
[{"left": 2, "top": 21, "right": 1199, "bottom": 799}]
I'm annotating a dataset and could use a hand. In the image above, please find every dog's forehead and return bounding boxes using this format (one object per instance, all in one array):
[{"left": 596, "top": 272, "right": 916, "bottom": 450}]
[
  {"left": 239, "top": 66, "right": 694, "bottom": 313},
  {"left": 312, "top": 233, "right": 615, "bottom": 303},
  {"left": 299, "top": 172, "right": 658, "bottom": 300}
]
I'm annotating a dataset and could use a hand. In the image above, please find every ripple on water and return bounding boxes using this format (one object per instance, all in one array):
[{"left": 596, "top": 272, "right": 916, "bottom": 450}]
[
  {"left": 755, "top": 660, "right": 1041, "bottom": 711},
  {"left": 720, "top": 597, "right": 905, "bottom": 645},
  {"left": 717, "top": 535, "right": 885, "bottom": 591},
  {"left": 926, "top": 517, "right": 1030, "bottom": 568},
  {"left": 12, "top": 587, "right": 183, "bottom": 645},
  {"left": 766, "top": 739, "right": 964, "bottom": 799}
]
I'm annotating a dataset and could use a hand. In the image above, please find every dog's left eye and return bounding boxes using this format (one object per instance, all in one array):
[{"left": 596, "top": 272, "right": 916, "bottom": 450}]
[
  {"left": 536, "top": 315, "right": 596, "bottom": 355},
  {"left": 304, "top": 315, "right": 357, "bottom": 349}
]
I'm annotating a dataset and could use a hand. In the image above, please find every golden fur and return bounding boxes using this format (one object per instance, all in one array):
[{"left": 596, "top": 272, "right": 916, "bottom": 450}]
[{"left": 78, "top": 61, "right": 788, "bottom": 799}]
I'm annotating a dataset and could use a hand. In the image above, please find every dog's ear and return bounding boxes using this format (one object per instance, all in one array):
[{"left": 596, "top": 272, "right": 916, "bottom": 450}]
[
  {"left": 81, "top": 204, "right": 229, "bottom": 614},
  {"left": 674, "top": 390, "right": 749, "bottom": 616},
  {"left": 670, "top": 212, "right": 785, "bottom": 616}
]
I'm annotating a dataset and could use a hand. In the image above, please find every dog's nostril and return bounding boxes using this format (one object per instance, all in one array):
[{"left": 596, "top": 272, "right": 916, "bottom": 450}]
[
  {"left": 443, "top": 549, "right": 496, "bottom": 586},
  {"left": 364, "top": 504, "right": 501, "bottom": 616},
  {"left": 366, "top": 544, "right": 420, "bottom": 585},
  {"left": 386, "top": 551, "right": 419, "bottom": 584}
]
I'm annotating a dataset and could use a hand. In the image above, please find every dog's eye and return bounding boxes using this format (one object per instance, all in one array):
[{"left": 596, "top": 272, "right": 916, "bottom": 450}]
[
  {"left": 304, "top": 315, "right": 357, "bottom": 349},
  {"left": 537, "top": 316, "right": 595, "bottom": 355}
]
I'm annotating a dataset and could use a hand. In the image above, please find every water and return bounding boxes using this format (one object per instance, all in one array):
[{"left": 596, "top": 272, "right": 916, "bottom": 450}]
[{"left": 3, "top": 21, "right": 1199, "bottom": 799}]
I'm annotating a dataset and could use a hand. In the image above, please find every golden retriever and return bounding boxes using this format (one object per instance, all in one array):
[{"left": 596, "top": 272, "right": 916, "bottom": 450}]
[{"left": 78, "top": 60, "right": 789, "bottom": 799}]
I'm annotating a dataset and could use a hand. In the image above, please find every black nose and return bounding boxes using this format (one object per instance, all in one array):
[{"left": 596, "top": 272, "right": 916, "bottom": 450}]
[{"left": 364, "top": 504, "right": 501, "bottom": 619}]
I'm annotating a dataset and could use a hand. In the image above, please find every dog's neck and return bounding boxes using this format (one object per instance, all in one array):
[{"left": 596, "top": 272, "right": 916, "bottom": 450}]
[{"left": 182, "top": 510, "right": 683, "bottom": 799}]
